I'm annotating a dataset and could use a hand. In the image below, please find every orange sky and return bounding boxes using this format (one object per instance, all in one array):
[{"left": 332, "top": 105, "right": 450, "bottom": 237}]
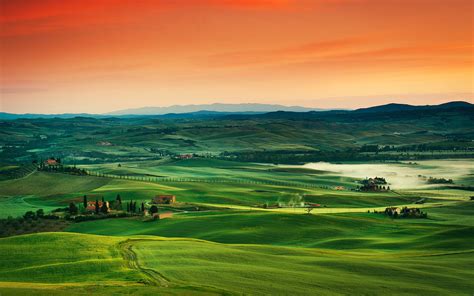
[{"left": 0, "top": 0, "right": 473, "bottom": 113}]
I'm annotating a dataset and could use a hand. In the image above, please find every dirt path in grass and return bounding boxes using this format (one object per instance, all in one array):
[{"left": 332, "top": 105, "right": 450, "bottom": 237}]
[
  {"left": 117, "top": 239, "right": 171, "bottom": 287},
  {"left": 117, "top": 238, "right": 234, "bottom": 294}
]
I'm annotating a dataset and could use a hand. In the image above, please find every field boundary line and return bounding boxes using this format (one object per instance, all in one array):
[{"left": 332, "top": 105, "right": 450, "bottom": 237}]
[{"left": 84, "top": 170, "right": 332, "bottom": 189}]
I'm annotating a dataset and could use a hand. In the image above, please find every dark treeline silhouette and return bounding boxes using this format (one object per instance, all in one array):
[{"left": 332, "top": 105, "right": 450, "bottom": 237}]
[
  {"left": 0, "top": 209, "right": 67, "bottom": 238},
  {"left": 383, "top": 207, "right": 428, "bottom": 219},
  {"left": 38, "top": 165, "right": 87, "bottom": 175}
]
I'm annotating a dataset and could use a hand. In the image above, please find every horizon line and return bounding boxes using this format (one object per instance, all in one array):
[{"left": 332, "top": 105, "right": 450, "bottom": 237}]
[{"left": 1, "top": 100, "right": 472, "bottom": 116}]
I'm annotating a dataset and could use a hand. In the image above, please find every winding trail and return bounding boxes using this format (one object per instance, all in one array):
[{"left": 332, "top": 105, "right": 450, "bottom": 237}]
[
  {"left": 117, "top": 238, "right": 235, "bottom": 295},
  {"left": 118, "top": 239, "right": 171, "bottom": 287}
]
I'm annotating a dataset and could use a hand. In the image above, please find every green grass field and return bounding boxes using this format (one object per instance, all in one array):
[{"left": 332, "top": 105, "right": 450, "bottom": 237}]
[
  {"left": 1, "top": 159, "right": 473, "bottom": 295},
  {"left": 1, "top": 232, "right": 472, "bottom": 295},
  {"left": 66, "top": 203, "right": 474, "bottom": 250},
  {"left": 0, "top": 160, "right": 433, "bottom": 219},
  {"left": 134, "top": 238, "right": 474, "bottom": 295}
]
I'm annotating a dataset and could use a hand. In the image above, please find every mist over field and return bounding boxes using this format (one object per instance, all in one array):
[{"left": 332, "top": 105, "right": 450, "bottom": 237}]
[{"left": 302, "top": 160, "right": 474, "bottom": 189}]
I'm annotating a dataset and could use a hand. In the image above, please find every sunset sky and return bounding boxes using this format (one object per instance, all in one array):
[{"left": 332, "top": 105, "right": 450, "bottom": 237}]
[{"left": 1, "top": 0, "right": 473, "bottom": 114}]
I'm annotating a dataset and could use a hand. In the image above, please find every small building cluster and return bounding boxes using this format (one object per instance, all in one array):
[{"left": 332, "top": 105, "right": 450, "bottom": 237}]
[
  {"left": 44, "top": 157, "right": 61, "bottom": 166},
  {"left": 81, "top": 194, "right": 177, "bottom": 215},
  {"left": 177, "top": 154, "right": 193, "bottom": 159},
  {"left": 152, "top": 195, "right": 176, "bottom": 204},
  {"left": 36, "top": 157, "right": 86, "bottom": 175},
  {"left": 33, "top": 183, "right": 184, "bottom": 224},
  {"left": 86, "top": 201, "right": 110, "bottom": 212},
  {"left": 38, "top": 157, "right": 61, "bottom": 168},
  {"left": 359, "top": 177, "right": 390, "bottom": 192},
  {"left": 98, "top": 141, "right": 113, "bottom": 146}
]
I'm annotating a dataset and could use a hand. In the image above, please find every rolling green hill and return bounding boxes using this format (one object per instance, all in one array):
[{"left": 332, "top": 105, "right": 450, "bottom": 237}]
[
  {"left": 66, "top": 202, "right": 474, "bottom": 250},
  {"left": 134, "top": 238, "right": 474, "bottom": 295},
  {"left": 1, "top": 232, "right": 472, "bottom": 295}
]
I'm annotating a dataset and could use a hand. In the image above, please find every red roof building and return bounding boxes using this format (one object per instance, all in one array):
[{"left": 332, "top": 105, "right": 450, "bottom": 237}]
[
  {"left": 45, "top": 158, "right": 58, "bottom": 166},
  {"left": 86, "top": 201, "right": 109, "bottom": 212},
  {"left": 152, "top": 195, "right": 176, "bottom": 204}
]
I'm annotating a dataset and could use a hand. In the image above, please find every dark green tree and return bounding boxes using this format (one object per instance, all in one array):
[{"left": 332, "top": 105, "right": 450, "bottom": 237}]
[
  {"left": 83, "top": 195, "right": 88, "bottom": 208},
  {"left": 69, "top": 202, "right": 78, "bottom": 215},
  {"left": 23, "top": 211, "right": 35, "bottom": 220},
  {"left": 95, "top": 199, "right": 99, "bottom": 214},
  {"left": 36, "top": 209, "right": 44, "bottom": 218},
  {"left": 149, "top": 205, "right": 158, "bottom": 215},
  {"left": 100, "top": 202, "right": 108, "bottom": 214}
]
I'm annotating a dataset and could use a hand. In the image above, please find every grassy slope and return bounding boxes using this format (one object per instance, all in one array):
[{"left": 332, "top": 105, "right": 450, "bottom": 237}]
[
  {"left": 135, "top": 239, "right": 474, "bottom": 295},
  {"left": 67, "top": 202, "right": 474, "bottom": 251},
  {"left": 0, "top": 196, "right": 60, "bottom": 218},
  {"left": 0, "top": 172, "right": 111, "bottom": 218},
  {"left": 0, "top": 232, "right": 140, "bottom": 283},
  {"left": 0, "top": 233, "right": 216, "bottom": 295},
  {"left": 0, "top": 172, "right": 110, "bottom": 197},
  {"left": 0, "top": 172, "right": 174, "bottom": 217},
  {"left": 80, "top": 158, "right": 360, "bottom": 189},
  {"left": 1, "top": 232, "right": 472, "bottom": 295}
]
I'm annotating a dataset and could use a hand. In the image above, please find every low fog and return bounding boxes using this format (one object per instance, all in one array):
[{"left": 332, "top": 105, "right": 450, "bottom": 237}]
[{"left": 301, "top": 160, "right": 473, "bottom": 189}]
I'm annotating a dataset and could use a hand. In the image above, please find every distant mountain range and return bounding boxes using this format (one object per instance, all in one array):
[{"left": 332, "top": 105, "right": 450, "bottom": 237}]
[
  {"left": 0, "top": 112, "right": 97, "bottom": 120},
  {"left": 354, "top": 101, "right": 472, "bottom": 113},
  {"left": 107, "top": 103, "right": 322, "bottom": 115},
  {"left": 0, "top": 101, "right": 471, "bottom": 120}
]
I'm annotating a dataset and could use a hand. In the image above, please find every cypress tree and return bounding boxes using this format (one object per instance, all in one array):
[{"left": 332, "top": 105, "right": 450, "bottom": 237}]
[
  {"left": 69, "top": 202, "right": 78, "bottom": 215},
  {"left": 115, "top": 194, "right": 122, "bottom": 210},
  {"left": 95, "top": 199, "right": 99, "bottom": 214},
  {"left": 101, "top": 201, "right": 108, "bottom": 214},
  {"left": 83, "top": 195, "right": 87, "bottom": 209}
]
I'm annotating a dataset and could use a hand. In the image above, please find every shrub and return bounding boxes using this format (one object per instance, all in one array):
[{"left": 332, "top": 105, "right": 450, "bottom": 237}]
[
  {"left": 23, "top": 211, "right": 35, "bottom": 220},
  {"left": 150, "top": 205, "right": 159, "bottom": 214}
]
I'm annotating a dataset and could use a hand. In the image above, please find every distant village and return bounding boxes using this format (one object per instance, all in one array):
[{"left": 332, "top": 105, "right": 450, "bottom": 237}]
[
  {"left": 68, "top": 194, "right": 178, "bottom": 221},
  {"left": 358, "top": 177, "right": 390, "bottom": 192}
]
